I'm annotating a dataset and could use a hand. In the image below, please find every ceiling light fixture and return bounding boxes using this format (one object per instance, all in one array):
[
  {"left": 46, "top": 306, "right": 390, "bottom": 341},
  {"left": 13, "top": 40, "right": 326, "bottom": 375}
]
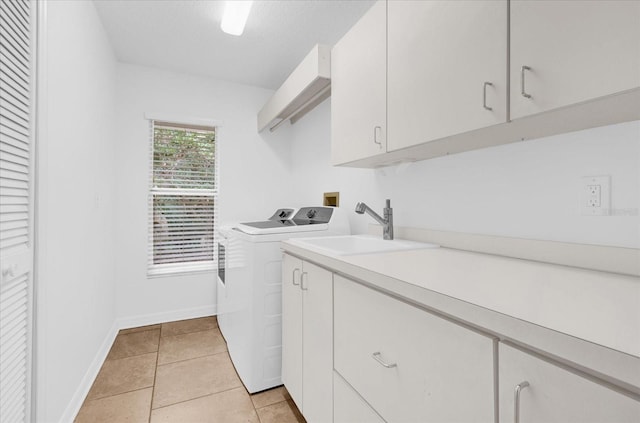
[{"left": 221, "top": 1, "right": 253, "bottom": 36}]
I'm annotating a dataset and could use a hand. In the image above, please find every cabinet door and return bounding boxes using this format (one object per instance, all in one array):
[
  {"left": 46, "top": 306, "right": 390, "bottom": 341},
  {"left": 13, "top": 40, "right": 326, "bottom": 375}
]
[
  {"left": 510, "top": 1, "right": 640, "bottom": 120},
  {"left": 387, "top": 0, "right": 507, "bottom": 151},
  {"left": 499, "top": 343, "right": 640, "bottom": 423},
  {"left": 301, "top": 262, "right": 333, "bottom": 423},
  {"left": 331, "top": 0, "right": 386, "bottom": 165},
  {"left": 334, "top": 371, "right": 385, "bottom": 423},
  {"left": 334, "top": 275, "right": 495, "bottom": 423},
  {"left": 281, "top": 254, "right": 303, "bottom": 408}
]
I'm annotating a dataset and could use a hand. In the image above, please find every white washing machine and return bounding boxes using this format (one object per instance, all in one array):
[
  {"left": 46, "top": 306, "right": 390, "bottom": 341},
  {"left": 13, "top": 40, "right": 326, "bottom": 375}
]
[{"left": 216, "top": 207, "right": 350, "bottom": 393}]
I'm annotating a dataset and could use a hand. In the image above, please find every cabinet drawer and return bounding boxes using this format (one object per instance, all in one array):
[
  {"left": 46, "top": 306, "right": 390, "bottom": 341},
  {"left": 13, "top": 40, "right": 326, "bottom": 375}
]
[
  {"left": 334, "top": 370, "right": 385, "bottom": 423},
  {"left": 334, "top": 275, "right": 495, "bottom": 422},
  {"left": 499, "top": 343, "right": 640, "bottom": 423}
]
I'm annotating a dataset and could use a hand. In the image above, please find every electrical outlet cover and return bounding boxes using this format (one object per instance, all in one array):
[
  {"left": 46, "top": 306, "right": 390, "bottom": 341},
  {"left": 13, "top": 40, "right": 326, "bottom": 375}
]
[{"left": 581, "top": 175, "right": 610, "bottom": 216}]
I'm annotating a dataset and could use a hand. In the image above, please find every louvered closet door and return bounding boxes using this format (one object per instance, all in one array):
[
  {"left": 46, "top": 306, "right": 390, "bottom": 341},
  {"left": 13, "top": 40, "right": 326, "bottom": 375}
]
[{"left": 0, "top": 0, "right": 36, "bottom": 422}]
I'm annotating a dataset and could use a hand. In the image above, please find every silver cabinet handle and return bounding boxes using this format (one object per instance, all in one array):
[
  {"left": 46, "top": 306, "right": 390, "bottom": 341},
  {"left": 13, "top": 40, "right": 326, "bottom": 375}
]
[
  {"left": 514, "top": 381, "right": 530, "bottom": 423},
  {"left": 521, "top": 66, "right": 532, "bottom": 99},
  {"left": 373, "top": 126, "right": 382, "bottom": 148},
  {"left": 483, "top": 82, "right": 493, "bottom": 111},
  {"left": 292, "top": 268, "right": 300, "bottom": 286},
  {"left": 300, "top": 271, "right": 308, "bottom": 290},
  {"left": 372, "top": 352, "right": 397, "bottom": 368}
]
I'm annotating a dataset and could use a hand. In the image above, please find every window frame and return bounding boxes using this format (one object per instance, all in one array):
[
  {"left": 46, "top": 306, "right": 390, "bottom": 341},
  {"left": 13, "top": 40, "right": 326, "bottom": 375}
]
[{"left": 145, "top": 115, "right": 221, "bottom": 277}]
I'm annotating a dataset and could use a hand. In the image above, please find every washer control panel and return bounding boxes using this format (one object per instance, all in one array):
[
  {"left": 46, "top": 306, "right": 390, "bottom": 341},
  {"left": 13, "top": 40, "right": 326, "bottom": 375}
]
[
  {"left": 293, "top": 207, "right": 334, "bottom": 224},
  {"left": 268, "top": 208, "right": 295, "bottom": 221}
]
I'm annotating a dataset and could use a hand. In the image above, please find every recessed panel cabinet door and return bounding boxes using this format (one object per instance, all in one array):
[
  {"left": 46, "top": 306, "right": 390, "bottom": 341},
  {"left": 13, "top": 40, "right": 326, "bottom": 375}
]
[
  {"left": 387, "top": 0, "right": 507, "bottom": 151},
  {"left": 334, "top": 276, "right": 496, "bottom": 423},
  {"left": 301, "top": 261, "right": 333, "bottom": 423},
  {"left": 331, "top": 0, "right": 386, "bottom": 165},
  {"left": 499, "top": 343, "right": 640, "bottom": 423},
  {"left": 510, "top": 0, "right": 640, "bottom": 120},
  {"left": 281, "top": 254, "right": 303, "bottom": 408}
]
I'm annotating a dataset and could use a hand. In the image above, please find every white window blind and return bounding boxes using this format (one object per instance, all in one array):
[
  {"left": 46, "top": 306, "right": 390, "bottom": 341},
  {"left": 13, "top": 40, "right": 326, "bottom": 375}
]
[{"left": 148, "top": 121, "right": 217, "bottom": 276}]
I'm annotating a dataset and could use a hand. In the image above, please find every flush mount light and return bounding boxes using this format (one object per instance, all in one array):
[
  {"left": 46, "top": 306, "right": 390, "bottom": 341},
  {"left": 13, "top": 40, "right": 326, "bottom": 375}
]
[{"left": 221, "top": 1, "right": 253, "bottom": 36}]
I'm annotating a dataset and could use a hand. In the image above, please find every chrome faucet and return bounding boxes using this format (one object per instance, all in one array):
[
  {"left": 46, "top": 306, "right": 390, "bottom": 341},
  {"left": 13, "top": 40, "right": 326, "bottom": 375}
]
[{"left": 355, "top": 199, "right": 394, "bottom": 240}]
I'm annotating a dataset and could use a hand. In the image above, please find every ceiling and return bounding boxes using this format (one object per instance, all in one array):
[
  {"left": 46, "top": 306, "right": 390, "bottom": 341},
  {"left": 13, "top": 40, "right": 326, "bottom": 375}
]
[{"left": 93, "top": 0, "right": 375, "bottom": 90}]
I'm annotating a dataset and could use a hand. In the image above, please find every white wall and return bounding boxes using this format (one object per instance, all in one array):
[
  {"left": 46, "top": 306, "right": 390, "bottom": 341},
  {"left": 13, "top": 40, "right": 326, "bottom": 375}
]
[
  {"left": 291, "top": 100, "right": 640, "bottom": 248},
  {"left": 114, "top": 63, "right": 293, "bottom": 323},
  {"left": 36, "top": 1, "right": 118, "bottom": 422}
]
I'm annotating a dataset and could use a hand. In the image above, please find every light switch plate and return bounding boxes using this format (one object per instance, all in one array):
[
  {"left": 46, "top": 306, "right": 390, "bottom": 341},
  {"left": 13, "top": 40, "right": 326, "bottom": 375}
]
[{"left": 581, "top": 175, "right": 610, "bottom": 216}]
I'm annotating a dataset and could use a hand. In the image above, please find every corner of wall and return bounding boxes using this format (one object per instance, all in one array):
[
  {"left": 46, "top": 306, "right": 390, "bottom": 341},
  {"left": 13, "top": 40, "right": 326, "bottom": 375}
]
[{"left": 56, "top": 322, "right": 119, "bottom": 423}]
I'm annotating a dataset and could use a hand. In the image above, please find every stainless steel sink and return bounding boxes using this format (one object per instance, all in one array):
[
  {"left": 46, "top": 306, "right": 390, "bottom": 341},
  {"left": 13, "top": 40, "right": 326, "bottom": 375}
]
[{"left": 287, "top": 235, "right": 439, "bottom": 256}]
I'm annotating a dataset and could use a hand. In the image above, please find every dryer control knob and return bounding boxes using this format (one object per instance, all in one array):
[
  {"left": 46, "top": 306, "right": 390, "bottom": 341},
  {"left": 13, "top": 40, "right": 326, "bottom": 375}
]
[{"left": 306, "top": 209, "right": 316, "bottom": 219}]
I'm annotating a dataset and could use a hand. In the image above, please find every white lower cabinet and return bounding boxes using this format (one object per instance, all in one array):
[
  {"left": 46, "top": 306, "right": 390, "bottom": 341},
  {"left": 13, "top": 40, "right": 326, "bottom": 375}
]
[
  {"left": 334, "top": 371, "right": 385, "bottom": 423},
  {"left": 333, "top": 275, "right": 496, "bottom": 423},
  {"left": 281, "top": 253, "right": 333, "bottom": 423},
  {"left": 499, "top": 343, "right": 640, "bottom": 423}
]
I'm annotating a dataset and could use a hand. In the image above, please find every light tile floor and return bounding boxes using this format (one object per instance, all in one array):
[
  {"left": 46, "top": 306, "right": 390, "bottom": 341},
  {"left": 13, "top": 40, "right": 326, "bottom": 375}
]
[{"left": 75, "top": 316, "right": 306, "bottom": 423}]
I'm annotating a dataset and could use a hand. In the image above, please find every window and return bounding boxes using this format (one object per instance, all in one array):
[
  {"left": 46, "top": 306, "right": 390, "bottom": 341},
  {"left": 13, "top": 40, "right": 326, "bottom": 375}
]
[{"left": 148, "top": 120, "right": 217, "bottom": 276}]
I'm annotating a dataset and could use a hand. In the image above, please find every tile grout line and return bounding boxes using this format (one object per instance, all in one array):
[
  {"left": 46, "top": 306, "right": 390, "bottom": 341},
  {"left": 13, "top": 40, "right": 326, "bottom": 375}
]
[
  {"left": 254, "top": 398, "right": 290, "bottom": 411},
  {"left": 150, "top": 385, "right": 246, "bottom": 411},
  {"left": 118, "top": 327, "right": 162, "bottom": 336},
  {"left": 156, "top": 348, "right": 229, "bottom": 368},
  {"left": 84, "top": 385, "right": 155, "bottom": 404},
  {"left": 106, "top": 349, "right": 159, "bottom": 363},
  {"left": 148, "top": 342, "right": 161, "bottom": 423},
  {"left": 159, "top": 325, "right": 221, "bottom": 339}
]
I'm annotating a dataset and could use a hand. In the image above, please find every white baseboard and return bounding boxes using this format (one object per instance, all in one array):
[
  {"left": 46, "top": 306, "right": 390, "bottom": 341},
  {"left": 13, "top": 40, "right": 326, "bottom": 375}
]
[
  {"left": 59, "top": 321, "right": 119, "bottom": 423},
  {"left": 116, "top": 304, "right": 217, "bottom": 330}
]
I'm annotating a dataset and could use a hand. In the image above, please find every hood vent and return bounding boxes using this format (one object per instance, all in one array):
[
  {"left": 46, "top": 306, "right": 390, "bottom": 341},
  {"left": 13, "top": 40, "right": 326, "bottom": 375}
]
[{"left": 258, "top": 44, "right": 331, "bottom": 133}]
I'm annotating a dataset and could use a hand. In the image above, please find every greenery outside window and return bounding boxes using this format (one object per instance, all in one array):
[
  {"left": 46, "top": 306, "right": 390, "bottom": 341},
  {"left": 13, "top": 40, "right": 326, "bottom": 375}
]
[{"left": 148, "top": 121, "right": 217, "bottom": 276}]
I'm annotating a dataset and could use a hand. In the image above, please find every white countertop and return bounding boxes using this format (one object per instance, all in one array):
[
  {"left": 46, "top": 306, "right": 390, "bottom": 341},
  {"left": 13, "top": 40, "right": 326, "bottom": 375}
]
[{"left": 281, "top": 241, "right": 640, "bottom": 392}]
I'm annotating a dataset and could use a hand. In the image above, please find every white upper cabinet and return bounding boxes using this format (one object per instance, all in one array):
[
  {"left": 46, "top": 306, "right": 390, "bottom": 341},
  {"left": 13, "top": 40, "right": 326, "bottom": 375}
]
[
  {"left": 510, "top": 0, "right": 640, "bottom": 120},
  {"left": 388, "top": 0, "right": 507, "bottom": 151},
  {"left": 330, "top": 0, "right": 640, "bottom": 167},
  {"left": 331, "top": 0, "right": 386, "bottom": 165}
]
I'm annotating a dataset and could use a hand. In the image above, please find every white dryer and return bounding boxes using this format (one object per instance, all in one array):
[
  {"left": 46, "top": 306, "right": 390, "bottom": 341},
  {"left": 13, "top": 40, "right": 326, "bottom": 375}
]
[{"left": 216, "top": 207, "right": 349, "bottom": 393}]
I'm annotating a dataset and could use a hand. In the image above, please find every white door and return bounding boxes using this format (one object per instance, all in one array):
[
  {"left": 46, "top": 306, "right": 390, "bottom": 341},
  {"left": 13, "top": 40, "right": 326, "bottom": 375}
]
[
  {"left": 281, "top": 254, "right": 303, "bottom": 408},
  {"left": 510, "top": 0, "right": 640, "bottom": 120},
  {"left": 0, "top": 0, "right": 37, "bottom": 422},
  {"left": 387, "top": 0, "right": 507, "bottom": 151},
  {"left": 301, "top": 261, "right": 333, "bottom": 423},
  {"left": 331, "top": 0, "right": 386, "bottom": 165}
]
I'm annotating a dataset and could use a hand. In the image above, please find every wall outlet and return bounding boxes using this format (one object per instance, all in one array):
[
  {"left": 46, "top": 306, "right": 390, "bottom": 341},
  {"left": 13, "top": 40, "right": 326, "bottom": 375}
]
[
  {"left": 581, "top": 175, "right": 610, "bottom": 216},
  {"left": 586, "top": 185, "right": 601, "bottom": 207}
]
